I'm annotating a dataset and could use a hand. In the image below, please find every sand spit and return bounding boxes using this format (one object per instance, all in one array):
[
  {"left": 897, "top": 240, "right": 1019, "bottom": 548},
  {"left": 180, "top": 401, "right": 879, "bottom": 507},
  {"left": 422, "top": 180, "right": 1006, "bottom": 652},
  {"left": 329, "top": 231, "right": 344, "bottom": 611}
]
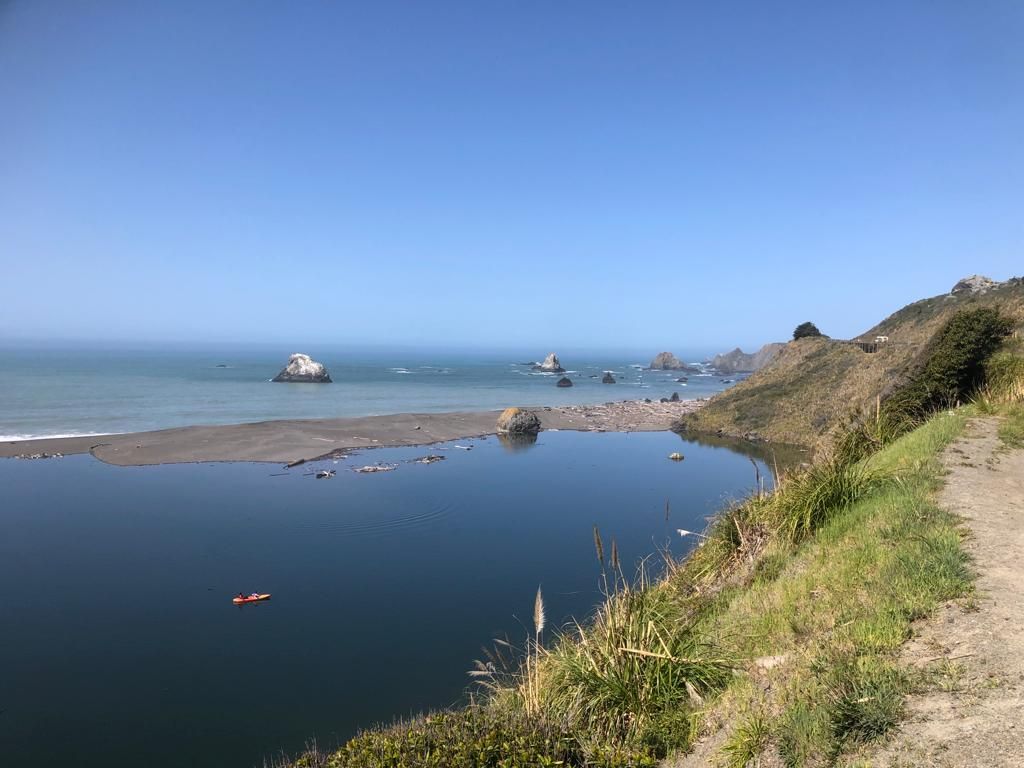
[{"left": 0, "top": 399, "right": 706, "bottom": 467}]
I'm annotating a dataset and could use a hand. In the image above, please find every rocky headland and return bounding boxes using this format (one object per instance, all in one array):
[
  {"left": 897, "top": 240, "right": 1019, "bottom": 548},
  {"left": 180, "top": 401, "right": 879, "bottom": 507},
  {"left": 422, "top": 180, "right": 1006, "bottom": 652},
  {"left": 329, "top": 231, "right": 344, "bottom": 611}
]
[{"left": 710, "top": 343, "right": 785, "bottom": 374}]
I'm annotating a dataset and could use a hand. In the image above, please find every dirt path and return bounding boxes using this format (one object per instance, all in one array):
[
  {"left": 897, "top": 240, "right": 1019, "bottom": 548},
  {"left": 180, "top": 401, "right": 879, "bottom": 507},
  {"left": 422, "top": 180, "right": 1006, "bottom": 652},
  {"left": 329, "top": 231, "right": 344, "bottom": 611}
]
[{"left": 864, "top": 418, "right": 1024, "bottom": 767}]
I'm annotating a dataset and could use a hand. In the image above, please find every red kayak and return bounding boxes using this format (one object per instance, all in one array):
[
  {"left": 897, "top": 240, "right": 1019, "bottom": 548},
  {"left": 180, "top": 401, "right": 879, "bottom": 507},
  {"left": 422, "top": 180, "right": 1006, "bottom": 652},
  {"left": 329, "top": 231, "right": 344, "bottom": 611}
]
[{"left": 232, "top": 593, "right": 271, "bottom": 604}]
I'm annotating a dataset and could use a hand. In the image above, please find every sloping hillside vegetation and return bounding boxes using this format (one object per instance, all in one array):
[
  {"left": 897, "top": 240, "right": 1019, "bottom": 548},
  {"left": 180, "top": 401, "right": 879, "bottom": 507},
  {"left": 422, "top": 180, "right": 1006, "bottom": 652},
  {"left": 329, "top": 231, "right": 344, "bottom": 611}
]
[
  {"left": 281, "top": 306, "right": 1021, "bottom": 768},
  {"left": 677, "top": 278, "right": 1024, "bottom": 448}
]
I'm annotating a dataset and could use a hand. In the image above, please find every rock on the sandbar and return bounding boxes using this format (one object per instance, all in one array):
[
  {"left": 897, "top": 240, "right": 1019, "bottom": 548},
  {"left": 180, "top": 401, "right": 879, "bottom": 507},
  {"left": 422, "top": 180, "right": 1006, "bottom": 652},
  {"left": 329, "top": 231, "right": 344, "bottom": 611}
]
[
  {"left": 602, "top": 372, "right": 616, "bottom": 384},
  {"left": 496, "top": 407, "right": 542, "bottom": 435},
  {"left": 272, "top": 353, "right": 332, "bottom": 383},
  {"left": 556, "top": 376, "right": 573, "bottom": 388},
  {"left": 533, "top": 353, "right": 565, "bottom": 373},
  {"left": 670, "top": 392, "right": 680, "bottom": 402},
  {"left": 648, "top": 352, "right": 697, "bottom": 371}
]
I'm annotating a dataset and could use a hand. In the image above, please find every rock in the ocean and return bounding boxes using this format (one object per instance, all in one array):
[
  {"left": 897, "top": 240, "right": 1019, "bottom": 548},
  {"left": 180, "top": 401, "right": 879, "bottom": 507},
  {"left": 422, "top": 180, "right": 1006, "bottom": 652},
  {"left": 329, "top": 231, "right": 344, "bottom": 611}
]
[
  {"left": 496, "top": 407, "right": 542, "bottom": 435},
  {"left": 648, "top": 352, "right": 699, "bottom": 371},
  {"left": 533, "top": 353, "right": 565, "bottom": 373},
  {"left": 556, "top": 376, "right": 573, "bottom": 388},
  {"left": 272, "top": 353, "right": 332, "bottom": 383},
  {"left": 670, "top": 392, "right": 680, "bottom": 402},
  {"left": 602, "top": 372, "right": 616, "bottom": 384}
]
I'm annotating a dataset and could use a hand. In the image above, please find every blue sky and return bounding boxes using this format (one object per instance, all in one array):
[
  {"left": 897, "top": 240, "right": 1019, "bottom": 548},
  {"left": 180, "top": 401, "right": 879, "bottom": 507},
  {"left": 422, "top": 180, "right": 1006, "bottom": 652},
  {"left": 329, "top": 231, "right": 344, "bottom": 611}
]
[{"left": 1, "top": 1, "right": 1021, "bottom": 351}]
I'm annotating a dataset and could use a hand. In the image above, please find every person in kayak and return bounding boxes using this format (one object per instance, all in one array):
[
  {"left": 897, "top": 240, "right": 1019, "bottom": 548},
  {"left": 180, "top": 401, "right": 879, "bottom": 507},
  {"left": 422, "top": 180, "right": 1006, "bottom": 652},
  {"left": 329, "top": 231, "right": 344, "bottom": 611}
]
[{"left": 237, "top": 592, "right": 246, "bottom": 600}]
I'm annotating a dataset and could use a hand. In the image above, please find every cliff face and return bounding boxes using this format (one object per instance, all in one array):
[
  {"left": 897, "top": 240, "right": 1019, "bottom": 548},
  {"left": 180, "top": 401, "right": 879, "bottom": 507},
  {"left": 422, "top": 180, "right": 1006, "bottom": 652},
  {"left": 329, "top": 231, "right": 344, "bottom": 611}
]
[
  {"left": 679, "top": 276, "right": 1024, "bottom": 448},
  {"left": 711, "top": 343, "right": 785, "bottom": 373}
]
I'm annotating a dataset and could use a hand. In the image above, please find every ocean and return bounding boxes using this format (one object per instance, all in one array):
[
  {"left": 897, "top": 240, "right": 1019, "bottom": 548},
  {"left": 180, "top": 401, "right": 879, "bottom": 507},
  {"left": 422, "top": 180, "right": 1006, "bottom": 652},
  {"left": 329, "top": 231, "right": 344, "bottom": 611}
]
[{"left": 0, "top": 344, "right": 737, "bottom": 440}]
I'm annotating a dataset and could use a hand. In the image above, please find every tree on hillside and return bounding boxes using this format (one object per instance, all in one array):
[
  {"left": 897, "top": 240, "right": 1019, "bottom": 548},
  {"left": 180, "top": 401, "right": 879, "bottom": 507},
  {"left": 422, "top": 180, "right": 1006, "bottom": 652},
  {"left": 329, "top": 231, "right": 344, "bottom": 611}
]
[{"left": 793, "top": 321, "right": 823, "bottom": 340}]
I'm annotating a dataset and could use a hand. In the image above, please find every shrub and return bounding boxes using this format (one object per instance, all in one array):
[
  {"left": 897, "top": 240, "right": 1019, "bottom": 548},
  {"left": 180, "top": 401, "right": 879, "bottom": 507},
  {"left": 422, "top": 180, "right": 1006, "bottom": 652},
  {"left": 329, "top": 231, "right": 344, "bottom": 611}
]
[
  {"left": 321, "top": 708, "right": 584, "bottom": 768},
  {"left": 883, "top": 307, "right": 1014, "bottom": 424},
  {"left": 793, "top": 321, "right": 823, "bottom": 340}
]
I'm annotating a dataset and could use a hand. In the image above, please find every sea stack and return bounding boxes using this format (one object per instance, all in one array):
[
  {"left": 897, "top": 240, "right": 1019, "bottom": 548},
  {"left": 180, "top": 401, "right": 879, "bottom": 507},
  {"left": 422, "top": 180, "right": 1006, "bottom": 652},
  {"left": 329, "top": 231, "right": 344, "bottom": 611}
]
[
  {"left": 602, "top": 372, "right": 616, "bottom": 384},
  {"left": 271, "top": 353, "right": 332, "bottom": 383},
  {"left": 556, "top": 376, "right": 573, "bottom": 388},
  {"left": 649, "top": 352, "right": 693, "bottom": 371},
  {"left": 496, "top": 407, "right": 542, "bottom": 435},
  {"left": 533, "top": 353, "right": 565, "bottom": 373}
]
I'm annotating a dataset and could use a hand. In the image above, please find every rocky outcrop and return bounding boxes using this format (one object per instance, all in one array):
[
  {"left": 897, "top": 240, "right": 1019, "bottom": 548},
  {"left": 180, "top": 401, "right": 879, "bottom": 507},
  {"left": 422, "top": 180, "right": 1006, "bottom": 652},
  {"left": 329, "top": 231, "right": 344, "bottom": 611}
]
[
  {"left": 496, "top": 407, "right": 541, "bottom": 435},
  {"left": 602, "top": 372, "right": 616, "bottom": 384},
  {"left": 951, "top": 275, "right": 1000, "bottom": 295},
  {"left": 533, "top": 353, "right": 565, "bottom": 373},
  {"left": 711, "top": 343, "right": 784, "bottom": 374},
  {"left": 648, "top": 352, "right": 698, "bottom": 371},
  {"left": 271, "top": 353, "right": 332, "bottom": 383},
  {"left": 556, "top": 376, "right": 573, "bottom": 388}
]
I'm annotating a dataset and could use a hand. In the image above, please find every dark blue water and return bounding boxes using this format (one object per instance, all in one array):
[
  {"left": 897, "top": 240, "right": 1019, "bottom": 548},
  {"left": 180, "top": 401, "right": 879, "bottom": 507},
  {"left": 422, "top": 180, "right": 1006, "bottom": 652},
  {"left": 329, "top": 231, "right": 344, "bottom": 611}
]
[{"left": 0, "top": 431, "right": 774, "bottom": 768}]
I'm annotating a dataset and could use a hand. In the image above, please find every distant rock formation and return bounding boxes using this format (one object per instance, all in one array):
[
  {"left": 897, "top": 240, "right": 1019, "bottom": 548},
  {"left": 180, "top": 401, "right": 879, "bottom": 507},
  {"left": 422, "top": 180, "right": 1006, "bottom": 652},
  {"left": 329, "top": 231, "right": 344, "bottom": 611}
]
[
  {"left": 648, "top": 351, "right": 696, "bottom": 371},
  {"left": 533, "top": 353, "right": 565, "bottom": 373},
  {"left": 602, "top": 372, "right": 616, "bottom": 384},
  {"left": 951, "top": 275, "right": 1000, "bottom": 295},
  {"left": 271, "top": 353, "right": 332, "bottom": 383},
  {"left": 711, "top": 343, "right": 784, "bottom": 374},
  {"left": 556, "top": 376, "right": 573, "bottom": 388},
  {"left": 496, "top": 407, "right": 541, "bottom": 435}
]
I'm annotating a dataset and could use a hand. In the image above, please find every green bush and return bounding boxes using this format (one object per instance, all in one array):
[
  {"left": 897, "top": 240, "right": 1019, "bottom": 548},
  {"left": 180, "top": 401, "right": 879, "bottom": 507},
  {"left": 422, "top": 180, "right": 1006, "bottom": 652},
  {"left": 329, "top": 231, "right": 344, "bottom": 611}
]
[
  {"left": 320, "top": 708, "right": 584, "bottom": 768},
  {"left": 883, "top": 307, "right": 1013, "bottom": 425}
]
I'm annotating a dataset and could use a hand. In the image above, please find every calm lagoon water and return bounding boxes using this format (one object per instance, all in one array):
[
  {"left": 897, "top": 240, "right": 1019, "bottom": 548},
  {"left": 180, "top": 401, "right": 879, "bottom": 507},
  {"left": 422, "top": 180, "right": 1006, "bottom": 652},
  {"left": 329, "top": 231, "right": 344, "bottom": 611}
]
[{"left": 0, "top": 430, "right": 775, "bottom": 768}]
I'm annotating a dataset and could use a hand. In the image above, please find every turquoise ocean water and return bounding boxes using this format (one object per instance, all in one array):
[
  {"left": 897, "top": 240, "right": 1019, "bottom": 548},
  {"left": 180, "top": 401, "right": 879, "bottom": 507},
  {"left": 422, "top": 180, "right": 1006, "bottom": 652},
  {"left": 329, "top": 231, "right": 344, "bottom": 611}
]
[{"left": 0, "top": 344, "right": 738, "bottom": 439}]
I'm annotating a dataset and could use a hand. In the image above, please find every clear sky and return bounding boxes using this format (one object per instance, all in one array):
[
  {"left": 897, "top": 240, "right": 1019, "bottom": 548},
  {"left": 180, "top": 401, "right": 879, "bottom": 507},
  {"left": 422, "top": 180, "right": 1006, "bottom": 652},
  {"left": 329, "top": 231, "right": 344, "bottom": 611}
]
[{"left": 1, "top": 1, "right": 1021, "bottom": 351}]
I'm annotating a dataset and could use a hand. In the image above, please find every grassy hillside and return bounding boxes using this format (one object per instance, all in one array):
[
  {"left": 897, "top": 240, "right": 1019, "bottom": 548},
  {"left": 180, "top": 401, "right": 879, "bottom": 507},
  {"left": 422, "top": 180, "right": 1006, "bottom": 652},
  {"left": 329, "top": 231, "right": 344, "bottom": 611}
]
[
  {"left": 678, "top": 278, "right": 1024, "bottom": 448},
  {"left": 279, "top": 297, "right": 1023, "bottom": 768}
]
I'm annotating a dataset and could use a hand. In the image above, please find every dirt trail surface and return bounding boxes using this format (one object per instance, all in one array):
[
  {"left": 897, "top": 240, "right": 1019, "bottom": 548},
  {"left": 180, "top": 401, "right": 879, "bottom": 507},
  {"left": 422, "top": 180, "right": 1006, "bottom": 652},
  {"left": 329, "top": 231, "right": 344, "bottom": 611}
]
[
  {"left": 0, "top": 399, "right": 704, "bottom": 466},
  {"left": 866, "top": 418, "right": 1024, "bottom": 767}
]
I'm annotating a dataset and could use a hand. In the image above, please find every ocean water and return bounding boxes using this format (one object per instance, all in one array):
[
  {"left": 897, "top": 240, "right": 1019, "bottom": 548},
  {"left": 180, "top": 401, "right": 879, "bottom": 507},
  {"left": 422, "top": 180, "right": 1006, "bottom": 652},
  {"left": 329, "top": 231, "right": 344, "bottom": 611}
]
[
  {"left": 0, "top": 345, "right": 739, "bottom": 439},
  {"left": 0, "top": 430, "right": 775, "bottom": 768}
]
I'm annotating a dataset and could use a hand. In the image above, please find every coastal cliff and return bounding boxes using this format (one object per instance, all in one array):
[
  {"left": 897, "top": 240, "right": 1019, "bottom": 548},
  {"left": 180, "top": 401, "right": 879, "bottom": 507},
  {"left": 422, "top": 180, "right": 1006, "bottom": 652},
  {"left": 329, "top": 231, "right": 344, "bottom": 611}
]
[{"left": 678, "top": 276, "right": 1024, "bottom": 448}]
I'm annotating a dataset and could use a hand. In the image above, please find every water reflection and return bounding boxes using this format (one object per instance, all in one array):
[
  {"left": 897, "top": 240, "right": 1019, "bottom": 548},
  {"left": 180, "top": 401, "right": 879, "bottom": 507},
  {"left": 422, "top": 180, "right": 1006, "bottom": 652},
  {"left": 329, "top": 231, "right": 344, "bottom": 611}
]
[{"left": 497, "top": 431, "right": 539, "bottom": 451}]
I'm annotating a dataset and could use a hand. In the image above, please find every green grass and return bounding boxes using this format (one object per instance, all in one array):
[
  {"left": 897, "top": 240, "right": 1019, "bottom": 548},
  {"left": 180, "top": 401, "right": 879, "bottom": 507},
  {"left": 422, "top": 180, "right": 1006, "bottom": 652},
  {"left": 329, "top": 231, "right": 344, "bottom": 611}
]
[
  {"left": 282, "top": 405, "right": 980, "bottom": 768},
  {"left": 678, "top": 411, "right": 971, "bottom": 766},
  {"left": 997, "top": 404, "right": 1024, "bottom": 448}
]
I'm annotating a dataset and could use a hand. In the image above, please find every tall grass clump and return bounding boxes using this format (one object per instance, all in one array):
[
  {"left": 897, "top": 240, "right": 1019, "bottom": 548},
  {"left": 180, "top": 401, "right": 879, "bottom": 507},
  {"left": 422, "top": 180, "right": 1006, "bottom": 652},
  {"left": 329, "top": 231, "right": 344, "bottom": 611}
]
[
  {"left": 767, "top": 458, "right": 878, "bottom": 543},
  {"left": 532, "top": 565, "right": 732, "bottom": 762},
  {"left": 982, "top": 351, "right": 1024, "bottom": 404}
]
